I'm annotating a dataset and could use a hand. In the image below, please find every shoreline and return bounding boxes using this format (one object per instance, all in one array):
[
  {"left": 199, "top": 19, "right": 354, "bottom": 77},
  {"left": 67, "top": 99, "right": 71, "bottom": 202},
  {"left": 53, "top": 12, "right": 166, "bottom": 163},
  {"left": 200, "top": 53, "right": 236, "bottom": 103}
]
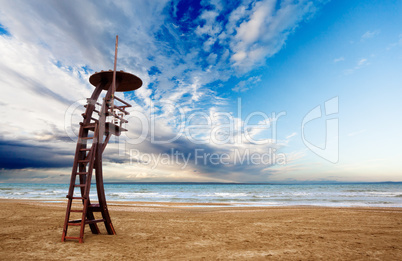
[
  {"left": 2, "top": 198, "right": 402, "bottom": 209},
  {"left": 1, "top": 199, "right": 402, "bottom": 259},
  {"left": 2, "top": 182, "right": 401, "bottom": 209}
]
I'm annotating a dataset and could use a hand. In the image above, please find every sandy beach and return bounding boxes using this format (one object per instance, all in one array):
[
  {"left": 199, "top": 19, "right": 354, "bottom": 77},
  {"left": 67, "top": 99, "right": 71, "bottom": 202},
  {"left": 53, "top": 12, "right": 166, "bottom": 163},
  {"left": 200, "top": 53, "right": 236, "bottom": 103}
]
[{"left": 0, "top": 199, "right": 401, "bottom": 260}]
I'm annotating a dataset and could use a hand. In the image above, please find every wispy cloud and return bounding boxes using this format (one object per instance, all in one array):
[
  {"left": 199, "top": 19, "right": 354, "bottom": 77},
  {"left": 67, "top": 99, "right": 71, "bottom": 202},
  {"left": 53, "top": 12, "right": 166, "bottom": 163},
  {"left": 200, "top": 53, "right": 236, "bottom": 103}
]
[
  {"left": 344, "top": 57, "right": 370, "bottom": 75},
  {"left": 357, "top": 58, "right": 368, "bottom": 66},
  {"left": 232, "top": 76, "right": 262, "bottom": 92},
  {"left": 286, "top": 132, "right": 297, "bottom": 140},
  {"left": 361, "top": 30, "right": 380, "bottom": 41},
  {"left": 333, "top": 57, "right": 345, "bottom": 63},
  {"left": 227, "top": 0, "right": 322, "bottom": 73},
  {"left": 386, "top": 34, "right": 402, "bottom": 50}
]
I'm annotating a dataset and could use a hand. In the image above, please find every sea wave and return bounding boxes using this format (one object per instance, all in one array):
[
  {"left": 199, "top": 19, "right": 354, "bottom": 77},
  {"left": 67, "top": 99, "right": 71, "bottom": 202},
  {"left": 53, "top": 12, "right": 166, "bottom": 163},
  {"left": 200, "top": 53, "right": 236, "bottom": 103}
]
[
  {"left": 1, "top": 183, "right": 401, "bottom": 207},
  {"left": 108, "top": 192, "right": 174, "bottom": 199},
  {"left": 197, "top": 193, "right": 248, "bottom": 198}
]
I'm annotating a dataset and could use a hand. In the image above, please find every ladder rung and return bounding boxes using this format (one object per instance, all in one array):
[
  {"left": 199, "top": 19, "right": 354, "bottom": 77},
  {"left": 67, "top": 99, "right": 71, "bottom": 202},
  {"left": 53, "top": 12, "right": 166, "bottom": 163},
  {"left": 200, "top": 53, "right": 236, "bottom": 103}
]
[
  {"left": 81, "top": 136, "right": 94, "bottom": 140},
  {"left": 84, "top": 105, "right": 100, "bottom": 114},
  {"left": 68, "top": 219, "right": 82, "bottom": 226},
  {"left": 68, "top": 223, "right": 81, "bottom": 226},
  {"left": 77, "top": 172, "right": 88, "bottom": 175},
  {"left": 70, "top": 209, "right": 83, "bottom": 212},
  {"left": 114, "top": 96, "right": 132, "bottom": 107},
  {"left": 68, "top": 219, "right": 105, "bottom": 226},
  {"left": 69, "top": 219, "right": 82, "bottom": 223},
  {"left": 86, "top": 219, "right": 105, "bottom": 224},
  {"left": 88, "top": 204, "right": 102, "bottom": 211},
  {"left": 66, "top": 196, "right": 86, "bottom": 199},
  {"left": 81, "top": 114, "right": 99, "bottom": 122},
  {"left": 65, "top": 236, "right": 80, "bottom": 240},
  {"left": 80, "top": 122, "right": 96, "bottom": 128},
  {"left": 74, "top": 184, "right": 85, "bottom": 187},
  {"left": 82, "top": 125, "right": 96, "bottom": 130},
  {"left": 78, "top": 160, "right": 90, "bottom": 163},
  {"left": 114, "top": 106, "right": 130, "bottom": 115},
  {"left": 80, "top": 148, "right": 91, "bottom": 151}
]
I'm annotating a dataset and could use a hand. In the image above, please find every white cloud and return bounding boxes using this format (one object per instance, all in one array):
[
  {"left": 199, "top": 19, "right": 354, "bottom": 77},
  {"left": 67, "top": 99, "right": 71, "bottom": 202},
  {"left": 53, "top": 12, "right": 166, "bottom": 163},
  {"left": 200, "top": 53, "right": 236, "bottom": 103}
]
[
  {"left": 0, "top": 36, "right": 92, "bottom": 142},
  {"left": 333, "top": 57, "right": 345, "bottom": 63},
  {"left": 343, "top": 58, "right": 370, "bottom": 75},
  {"left": 231, "top": 51, "right": 247, "bottom": 62},
  {"left": 357, "top": 58, "right": 368, "bottom": 66},
  {"left": 227, "top": 0, "right": 320, "bottom": 72},
  {"left": 386, "top": 34, "right": 402, "bottom": 50},
  {"left": 361, "top": 30, "right": 380, "bottom": 40},
  {"left": 286, "top": 132, "right": 297, "bottom": 139},
  {"left": 206, "top": 53, "right": 218, "bottom": 65},
  {"left": 232, "top": 76, "right": 262, "bottom": 92},
  {"left": 236, "top": 1, "right": 273, "bottom": 45}
]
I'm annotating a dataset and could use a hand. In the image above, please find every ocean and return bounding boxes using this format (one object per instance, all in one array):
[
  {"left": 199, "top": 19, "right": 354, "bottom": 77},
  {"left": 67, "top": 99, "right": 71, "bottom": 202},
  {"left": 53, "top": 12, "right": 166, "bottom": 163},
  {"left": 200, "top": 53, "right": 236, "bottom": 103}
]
[{"left": 0, "top": 182, "right": 401, "bottom": 207}]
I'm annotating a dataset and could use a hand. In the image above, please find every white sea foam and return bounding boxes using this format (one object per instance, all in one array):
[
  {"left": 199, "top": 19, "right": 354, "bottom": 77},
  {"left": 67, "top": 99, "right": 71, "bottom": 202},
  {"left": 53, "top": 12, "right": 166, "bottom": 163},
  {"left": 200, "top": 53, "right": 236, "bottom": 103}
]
[
  {"left": 0, "top": 183, "right": 401, "bottom": 207},
  {"left": 197, "top": 193, "right": 248, "bottom": 198},
  {"left": 108, "top": 192, "right": 174, "bottom": 199}
]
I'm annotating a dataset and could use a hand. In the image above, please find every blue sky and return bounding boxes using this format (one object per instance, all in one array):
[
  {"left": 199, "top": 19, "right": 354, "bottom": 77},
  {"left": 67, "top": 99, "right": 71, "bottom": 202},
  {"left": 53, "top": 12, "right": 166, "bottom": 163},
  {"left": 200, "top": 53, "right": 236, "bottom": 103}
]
[{"left": 0, "top": 0, "right": 401, "bottom": 183}]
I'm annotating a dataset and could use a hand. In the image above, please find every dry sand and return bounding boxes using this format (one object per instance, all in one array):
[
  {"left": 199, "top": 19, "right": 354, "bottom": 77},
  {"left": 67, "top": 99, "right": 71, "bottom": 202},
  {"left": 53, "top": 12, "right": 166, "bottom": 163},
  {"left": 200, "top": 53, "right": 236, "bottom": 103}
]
[{"left": 1, "top": 199, "right": 401, "bottom": 260}]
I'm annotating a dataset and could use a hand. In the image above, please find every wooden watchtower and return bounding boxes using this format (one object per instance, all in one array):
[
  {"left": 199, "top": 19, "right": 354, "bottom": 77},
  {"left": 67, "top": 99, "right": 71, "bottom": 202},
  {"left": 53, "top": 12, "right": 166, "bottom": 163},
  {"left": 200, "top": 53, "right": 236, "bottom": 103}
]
[{"left": 62, "top": 36, "right": 142, "bottom": 243}]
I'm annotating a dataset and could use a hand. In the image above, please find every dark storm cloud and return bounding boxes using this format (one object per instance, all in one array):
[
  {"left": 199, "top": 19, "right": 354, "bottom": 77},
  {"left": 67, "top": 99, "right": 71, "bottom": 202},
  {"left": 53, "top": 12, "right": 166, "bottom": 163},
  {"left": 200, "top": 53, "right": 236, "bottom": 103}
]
[{"left": 0, "top": 139, "right": 72, "bottom": 170}]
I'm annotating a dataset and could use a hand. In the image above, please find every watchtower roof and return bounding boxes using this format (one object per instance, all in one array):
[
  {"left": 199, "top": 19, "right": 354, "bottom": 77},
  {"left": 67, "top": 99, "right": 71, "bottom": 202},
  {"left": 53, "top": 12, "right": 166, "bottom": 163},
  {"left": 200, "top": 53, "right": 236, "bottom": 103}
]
[{"left": 89, "top": 70, "right": 142, "bottom": 92}]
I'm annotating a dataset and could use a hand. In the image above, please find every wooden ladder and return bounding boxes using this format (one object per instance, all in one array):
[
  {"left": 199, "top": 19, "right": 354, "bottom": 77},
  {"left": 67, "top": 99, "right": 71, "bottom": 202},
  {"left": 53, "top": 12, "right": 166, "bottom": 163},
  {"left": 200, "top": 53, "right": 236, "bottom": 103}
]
[
  {"left": 61, "top": 122, "right": 104, "bottom": 243},
  {"left": 61, "top": 36, "right": 136, "bottom": 243}
]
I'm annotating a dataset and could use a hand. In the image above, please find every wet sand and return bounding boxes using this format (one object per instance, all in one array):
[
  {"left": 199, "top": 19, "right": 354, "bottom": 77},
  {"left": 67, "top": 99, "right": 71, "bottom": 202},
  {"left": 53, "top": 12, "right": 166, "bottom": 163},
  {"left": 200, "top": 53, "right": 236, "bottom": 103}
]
[{"left": 1, "top": 199, "right": 401, "bottom": 260}]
